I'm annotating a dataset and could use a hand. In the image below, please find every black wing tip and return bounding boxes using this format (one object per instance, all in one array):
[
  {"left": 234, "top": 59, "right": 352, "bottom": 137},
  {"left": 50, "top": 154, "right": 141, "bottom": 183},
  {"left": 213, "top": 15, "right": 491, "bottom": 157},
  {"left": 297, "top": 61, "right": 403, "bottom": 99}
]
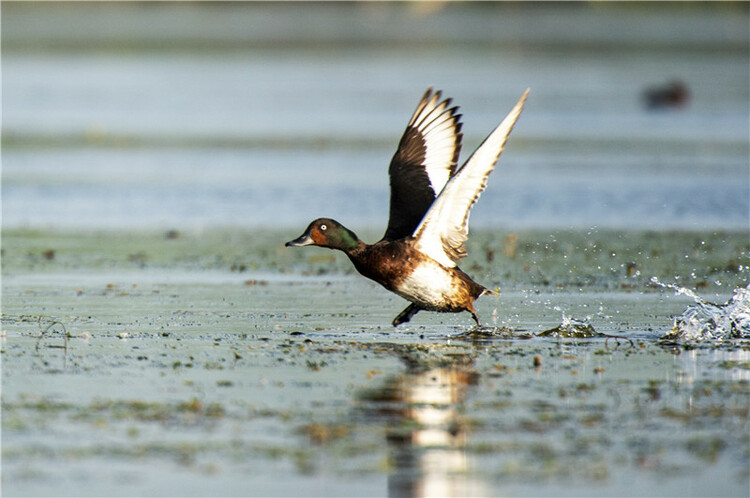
[
  {"left": 419, "top": 86, "right": 440, "bottom": 104},
  {"left": 421, "top": 86, "right": 455, "bottom": 107},
  {"left": 451, "top": 111, "right": 464, "bottom": 133}
]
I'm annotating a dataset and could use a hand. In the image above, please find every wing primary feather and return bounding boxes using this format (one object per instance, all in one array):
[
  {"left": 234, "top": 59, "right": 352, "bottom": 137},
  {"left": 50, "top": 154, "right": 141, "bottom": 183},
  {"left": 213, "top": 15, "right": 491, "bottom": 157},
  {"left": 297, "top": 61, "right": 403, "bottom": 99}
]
[
  {"left": 382, "top": 87, "right": 464, "bottom": 241},
  {"left": 413, "top": 89, "right": 529, "bottom": 268},
  {"left": 411, "top": 89, "right": 442, "bottom": 126}
]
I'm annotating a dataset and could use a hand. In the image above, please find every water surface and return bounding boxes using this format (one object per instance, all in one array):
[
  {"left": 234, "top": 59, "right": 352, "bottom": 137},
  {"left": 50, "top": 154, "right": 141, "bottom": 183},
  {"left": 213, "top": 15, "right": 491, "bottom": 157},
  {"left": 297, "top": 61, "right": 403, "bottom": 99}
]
[
  {"left": 3, "top": 3, "right": 748, "bottom": 232},
  {"left": 2, "top": 3, "right": 749, "bottom": 497}
]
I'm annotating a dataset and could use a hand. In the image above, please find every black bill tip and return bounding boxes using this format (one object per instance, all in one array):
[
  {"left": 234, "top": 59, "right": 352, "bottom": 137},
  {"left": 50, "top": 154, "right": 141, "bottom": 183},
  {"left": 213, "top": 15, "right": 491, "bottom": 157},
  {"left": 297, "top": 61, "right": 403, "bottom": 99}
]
[{"left": 285, "top": 233, "right": 314, "bottom": 247}]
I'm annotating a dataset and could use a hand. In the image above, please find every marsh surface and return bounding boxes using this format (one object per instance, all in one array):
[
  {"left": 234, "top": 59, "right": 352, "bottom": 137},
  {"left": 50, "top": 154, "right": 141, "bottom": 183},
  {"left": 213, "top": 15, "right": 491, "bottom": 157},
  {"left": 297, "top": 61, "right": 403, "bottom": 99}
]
[{"left": 2, "top": 228, "right": 749, "bottom": 497}]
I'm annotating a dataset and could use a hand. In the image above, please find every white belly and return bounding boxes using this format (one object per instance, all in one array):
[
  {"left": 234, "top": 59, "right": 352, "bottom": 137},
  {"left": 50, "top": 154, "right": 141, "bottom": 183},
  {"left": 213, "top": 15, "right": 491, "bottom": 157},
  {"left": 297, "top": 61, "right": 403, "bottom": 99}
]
[{"left": 394, "top": 261, "right": 457, "bottom": 310}]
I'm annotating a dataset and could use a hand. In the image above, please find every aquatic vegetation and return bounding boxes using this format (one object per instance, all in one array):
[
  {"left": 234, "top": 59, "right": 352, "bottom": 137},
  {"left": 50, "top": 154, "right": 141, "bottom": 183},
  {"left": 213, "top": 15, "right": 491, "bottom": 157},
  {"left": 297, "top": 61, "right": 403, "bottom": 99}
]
[
  {"left": 299, "top": 423, "right": 350, "bottom": 445},
  {"left": 538, "top": 314, "right": 599, "bottom": 338}
]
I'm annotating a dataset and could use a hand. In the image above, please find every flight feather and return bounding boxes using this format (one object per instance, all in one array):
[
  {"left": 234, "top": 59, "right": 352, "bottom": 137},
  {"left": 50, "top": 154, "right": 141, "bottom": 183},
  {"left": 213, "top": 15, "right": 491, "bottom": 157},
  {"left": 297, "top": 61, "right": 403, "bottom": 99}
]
[{"left": 413, "top": 89, "right": 529, "bottom": 268}]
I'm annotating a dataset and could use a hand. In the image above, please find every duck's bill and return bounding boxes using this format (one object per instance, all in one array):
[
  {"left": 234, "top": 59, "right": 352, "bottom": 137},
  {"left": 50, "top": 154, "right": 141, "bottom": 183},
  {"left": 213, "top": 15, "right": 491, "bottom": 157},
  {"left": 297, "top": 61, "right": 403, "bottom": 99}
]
[{"left": 285, "top": 233, "right": 314, "bottom": 247}]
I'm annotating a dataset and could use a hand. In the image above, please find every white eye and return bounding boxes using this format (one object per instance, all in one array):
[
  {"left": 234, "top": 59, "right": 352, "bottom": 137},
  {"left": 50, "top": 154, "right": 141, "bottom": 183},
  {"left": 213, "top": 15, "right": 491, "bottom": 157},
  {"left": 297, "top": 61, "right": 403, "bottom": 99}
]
[{"left": 320, "top": 224, "right": 327, "bottom": 231}]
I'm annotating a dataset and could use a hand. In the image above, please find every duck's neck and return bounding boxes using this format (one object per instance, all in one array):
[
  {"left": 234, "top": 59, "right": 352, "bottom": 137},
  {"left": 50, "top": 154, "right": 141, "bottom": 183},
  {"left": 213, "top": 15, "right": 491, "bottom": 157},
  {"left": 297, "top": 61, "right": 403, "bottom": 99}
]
[
  {"left": 343, "top": 238, "right": 369, "bottom": 272},
  {"left": 335, "top": 227, "right": 365, "bottom": 255}
]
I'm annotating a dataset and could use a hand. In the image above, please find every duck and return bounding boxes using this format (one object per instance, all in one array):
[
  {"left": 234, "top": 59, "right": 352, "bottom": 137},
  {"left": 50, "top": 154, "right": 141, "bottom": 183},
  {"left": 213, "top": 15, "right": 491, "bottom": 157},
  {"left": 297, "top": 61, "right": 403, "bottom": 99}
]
[
  {"left": 286, "top": 87, "right": 529, "bottom": 326},
  {"left": 642, "top": 80, "right": 690, "bottom": 110}
]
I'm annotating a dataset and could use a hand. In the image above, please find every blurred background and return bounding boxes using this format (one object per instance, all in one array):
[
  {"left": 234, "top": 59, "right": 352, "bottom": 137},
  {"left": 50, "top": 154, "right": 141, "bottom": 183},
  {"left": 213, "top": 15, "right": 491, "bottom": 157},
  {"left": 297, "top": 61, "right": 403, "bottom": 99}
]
[{"left": 3, "top": 1, "right": 748, "bottom": 233}]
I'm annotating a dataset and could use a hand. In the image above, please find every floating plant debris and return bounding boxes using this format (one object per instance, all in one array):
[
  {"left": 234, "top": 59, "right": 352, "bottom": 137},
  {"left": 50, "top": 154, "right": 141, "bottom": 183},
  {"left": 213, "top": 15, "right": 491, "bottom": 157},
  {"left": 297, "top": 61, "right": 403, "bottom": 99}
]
[
  {"left": 538, "top": 315, "right": 600, "bottom": 338},
  {"left": 451, "top": 325, "right": 534, "bottom": 343}
]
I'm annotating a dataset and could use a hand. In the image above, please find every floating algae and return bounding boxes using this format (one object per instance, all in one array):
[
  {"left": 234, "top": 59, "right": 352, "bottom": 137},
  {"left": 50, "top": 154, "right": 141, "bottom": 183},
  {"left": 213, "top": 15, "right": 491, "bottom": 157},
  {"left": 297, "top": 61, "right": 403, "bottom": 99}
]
[
  {"left": 655, "top": 278, "right": 750, "bottom": 345},
  {"left": 538, "top": 315, "right": 600, "bottom": 338}
]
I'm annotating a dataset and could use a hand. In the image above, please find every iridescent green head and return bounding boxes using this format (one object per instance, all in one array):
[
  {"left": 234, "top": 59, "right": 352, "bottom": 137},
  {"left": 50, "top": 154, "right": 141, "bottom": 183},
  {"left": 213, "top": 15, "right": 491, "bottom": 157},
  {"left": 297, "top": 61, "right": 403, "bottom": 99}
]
[{"left": 285, "top": 218, "right": 360, "bottom": 252}]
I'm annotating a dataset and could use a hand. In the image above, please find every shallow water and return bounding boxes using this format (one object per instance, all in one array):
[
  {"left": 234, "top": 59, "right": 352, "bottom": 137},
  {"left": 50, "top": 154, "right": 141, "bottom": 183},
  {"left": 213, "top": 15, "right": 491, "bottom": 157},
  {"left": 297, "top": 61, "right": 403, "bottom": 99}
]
[
  {"left": 3, "top": 280, "right": 750, "bottom": 497},
  {"left": 2, "top": 228, "right": 749, "bottom": 497},
  {"left": 2, "top": 3, "right": 750, "bottom": 497}
]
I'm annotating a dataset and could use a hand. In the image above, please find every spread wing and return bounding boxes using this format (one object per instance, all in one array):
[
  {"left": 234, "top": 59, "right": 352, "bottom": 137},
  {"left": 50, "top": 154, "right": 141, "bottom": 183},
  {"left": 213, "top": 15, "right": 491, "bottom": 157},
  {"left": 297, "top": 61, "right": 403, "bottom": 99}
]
[
  {"left": 381, "top": 87, "right": 463, "bottom": 241},
  {"left": 413, "top": 89, "right": 529, "bottom": 268}
]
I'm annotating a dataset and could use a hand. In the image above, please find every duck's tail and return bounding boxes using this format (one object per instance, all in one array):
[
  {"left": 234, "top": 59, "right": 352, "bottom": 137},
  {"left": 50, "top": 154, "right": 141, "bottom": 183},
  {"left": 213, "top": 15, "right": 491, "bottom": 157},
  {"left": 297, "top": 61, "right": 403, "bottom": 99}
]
[{"left": 480, "top": 287, "right": 499, "bottom": 297}]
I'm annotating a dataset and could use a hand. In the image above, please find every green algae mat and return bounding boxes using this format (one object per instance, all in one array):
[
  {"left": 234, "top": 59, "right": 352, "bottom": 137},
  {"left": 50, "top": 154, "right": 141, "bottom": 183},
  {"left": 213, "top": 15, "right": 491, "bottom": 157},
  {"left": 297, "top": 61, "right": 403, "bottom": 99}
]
[{"left": 2, "top": 228, "right": 749, "bottom": 497}]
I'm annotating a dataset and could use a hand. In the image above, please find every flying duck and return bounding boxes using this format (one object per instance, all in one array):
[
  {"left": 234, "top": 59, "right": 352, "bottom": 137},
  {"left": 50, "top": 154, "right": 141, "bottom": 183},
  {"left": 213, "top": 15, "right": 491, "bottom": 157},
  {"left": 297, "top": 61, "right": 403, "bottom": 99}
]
[{"left": 286, "top": 87, "right": 528, "bottom": 326}]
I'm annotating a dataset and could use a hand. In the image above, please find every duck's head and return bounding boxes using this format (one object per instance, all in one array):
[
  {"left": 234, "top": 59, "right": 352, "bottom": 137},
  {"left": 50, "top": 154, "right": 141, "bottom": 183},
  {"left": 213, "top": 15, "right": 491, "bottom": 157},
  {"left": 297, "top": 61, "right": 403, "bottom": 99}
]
[{"left": 285, "top": 218, "right": 361, "bottom": 251}]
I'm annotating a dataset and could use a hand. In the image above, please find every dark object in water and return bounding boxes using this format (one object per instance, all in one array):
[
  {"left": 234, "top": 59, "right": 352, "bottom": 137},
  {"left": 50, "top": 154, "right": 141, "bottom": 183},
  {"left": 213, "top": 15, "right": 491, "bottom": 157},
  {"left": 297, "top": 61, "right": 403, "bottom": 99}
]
[
  {"left": 643, "top": 80, "right": 690, "bottom": 110},
  {"left": 538, "top": 316, "right": 599, "bottom": 338}
]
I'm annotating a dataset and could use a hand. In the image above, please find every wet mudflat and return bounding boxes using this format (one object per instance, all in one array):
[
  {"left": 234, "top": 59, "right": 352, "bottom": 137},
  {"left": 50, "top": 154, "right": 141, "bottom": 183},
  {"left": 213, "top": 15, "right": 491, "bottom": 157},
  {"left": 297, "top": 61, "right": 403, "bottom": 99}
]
[{"left": 2, "top": 228, "right": 748, "bottom": 497}]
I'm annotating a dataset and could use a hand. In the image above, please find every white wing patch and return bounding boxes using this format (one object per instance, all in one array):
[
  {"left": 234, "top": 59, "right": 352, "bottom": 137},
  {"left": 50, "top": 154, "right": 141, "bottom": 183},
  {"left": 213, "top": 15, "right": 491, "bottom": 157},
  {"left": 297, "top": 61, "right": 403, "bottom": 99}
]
[
  {"left": 414, "top": 89, "right": 529, "bottom": 268},
  {"left": 408, "top": 90, "right": 461, "bottom": 195}
]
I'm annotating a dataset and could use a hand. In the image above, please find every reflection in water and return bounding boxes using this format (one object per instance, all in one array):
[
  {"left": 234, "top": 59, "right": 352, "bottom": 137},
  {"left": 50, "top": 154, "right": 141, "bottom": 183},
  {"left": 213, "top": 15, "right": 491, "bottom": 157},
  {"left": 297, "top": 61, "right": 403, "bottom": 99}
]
[
  {"left": 359, "top": 360, "right": 486, "bottom": 498},
  {"left": 677, "top": 348, "right": 750, "bottom": 385}
]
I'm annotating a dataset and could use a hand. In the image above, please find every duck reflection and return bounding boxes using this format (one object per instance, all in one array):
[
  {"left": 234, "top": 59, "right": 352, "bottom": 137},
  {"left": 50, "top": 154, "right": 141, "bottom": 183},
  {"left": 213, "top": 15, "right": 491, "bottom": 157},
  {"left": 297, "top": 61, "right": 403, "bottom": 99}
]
[{"left": 359, "top": 357, "right": 486, "bottom": 497}]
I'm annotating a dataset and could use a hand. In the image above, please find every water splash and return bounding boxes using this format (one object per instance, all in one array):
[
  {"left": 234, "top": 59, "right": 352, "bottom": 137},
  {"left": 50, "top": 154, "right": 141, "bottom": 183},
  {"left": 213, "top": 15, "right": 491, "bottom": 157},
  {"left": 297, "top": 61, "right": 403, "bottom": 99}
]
[
  {"left": 650, "top": 276, "right": 704, "bottom": 303},
  {"left": 652, "top": 277, "right": 750, "bottom": 344}
]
